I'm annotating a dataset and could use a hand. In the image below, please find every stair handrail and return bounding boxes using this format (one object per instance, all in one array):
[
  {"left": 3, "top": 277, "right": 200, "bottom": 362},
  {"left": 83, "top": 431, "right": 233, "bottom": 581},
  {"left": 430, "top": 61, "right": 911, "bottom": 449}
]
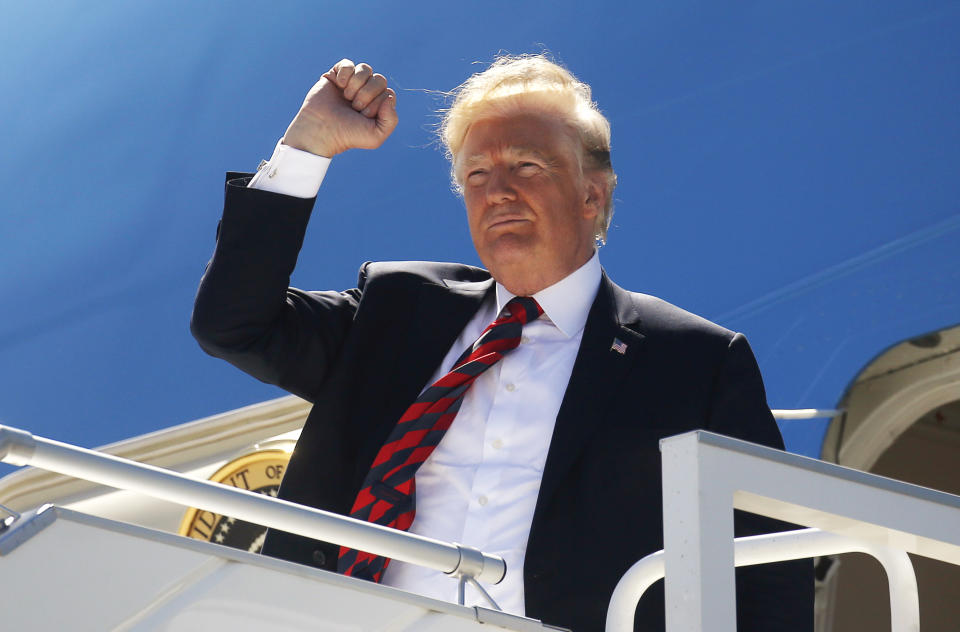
[{"left": 0, "top": 424, "right": 506, "bottom": 592}]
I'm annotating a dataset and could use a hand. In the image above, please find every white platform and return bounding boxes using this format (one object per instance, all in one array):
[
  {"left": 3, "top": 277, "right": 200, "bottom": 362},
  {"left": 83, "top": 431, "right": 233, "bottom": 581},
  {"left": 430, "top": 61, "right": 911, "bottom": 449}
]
[{"left": 0, "top": 506, "right": 563, "bottom": 632}]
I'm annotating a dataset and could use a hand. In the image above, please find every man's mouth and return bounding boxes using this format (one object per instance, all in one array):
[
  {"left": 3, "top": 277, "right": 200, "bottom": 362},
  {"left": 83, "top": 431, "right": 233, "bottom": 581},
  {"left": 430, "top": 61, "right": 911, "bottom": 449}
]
[{"left": 488, "top": 217, "right": 530, "bottom": 230}]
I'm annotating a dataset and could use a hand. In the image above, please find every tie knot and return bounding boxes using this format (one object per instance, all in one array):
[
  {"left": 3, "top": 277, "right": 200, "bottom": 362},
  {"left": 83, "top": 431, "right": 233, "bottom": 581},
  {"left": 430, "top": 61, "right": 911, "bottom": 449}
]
[{"left": 505, "top": 296, "right": 543, "bottom": 325}]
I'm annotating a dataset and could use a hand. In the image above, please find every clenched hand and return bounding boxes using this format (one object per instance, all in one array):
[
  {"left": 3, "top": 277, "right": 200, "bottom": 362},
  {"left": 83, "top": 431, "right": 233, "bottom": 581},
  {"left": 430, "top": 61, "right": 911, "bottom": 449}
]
[{"left": 282, "top": 59, "right": 398, "bottom": 158}]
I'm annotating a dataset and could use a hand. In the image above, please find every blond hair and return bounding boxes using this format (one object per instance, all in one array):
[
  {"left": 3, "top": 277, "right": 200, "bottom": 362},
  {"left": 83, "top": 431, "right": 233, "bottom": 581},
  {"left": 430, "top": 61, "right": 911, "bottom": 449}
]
[{"left": 439, "top": 54, "right": 618, "bottom": 243}]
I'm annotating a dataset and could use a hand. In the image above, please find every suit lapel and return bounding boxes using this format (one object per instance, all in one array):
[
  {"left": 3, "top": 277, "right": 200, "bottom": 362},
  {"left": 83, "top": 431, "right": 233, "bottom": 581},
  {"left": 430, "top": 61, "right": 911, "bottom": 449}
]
[
  {"left": 379, "top": 269, "right": 644, "bottom": 529},
  {"left": 389, "top": 278, "right": 494, "bottom": 416},
  {"left": 531, "top": 272, "right": 646, "bottom": 526}
]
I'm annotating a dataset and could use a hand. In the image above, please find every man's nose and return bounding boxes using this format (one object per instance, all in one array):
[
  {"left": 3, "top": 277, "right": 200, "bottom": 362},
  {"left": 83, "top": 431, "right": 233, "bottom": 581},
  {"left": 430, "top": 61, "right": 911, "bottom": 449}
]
[{"left": 485, "top": 168, "right": 517, "bottom": 204}]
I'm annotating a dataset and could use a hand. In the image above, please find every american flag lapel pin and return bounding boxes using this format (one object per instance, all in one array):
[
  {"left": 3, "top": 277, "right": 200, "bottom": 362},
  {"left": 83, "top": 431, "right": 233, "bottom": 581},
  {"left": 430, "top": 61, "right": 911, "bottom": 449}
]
[{"left": 610, "top": 338, "right": 628, "bottom": 355}]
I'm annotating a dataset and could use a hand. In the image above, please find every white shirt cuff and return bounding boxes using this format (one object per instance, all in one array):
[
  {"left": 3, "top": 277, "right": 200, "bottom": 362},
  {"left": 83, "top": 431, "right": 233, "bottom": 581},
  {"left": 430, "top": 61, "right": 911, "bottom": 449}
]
[{"left": 247, "top": 139, "right": 330, "bottom": 198}]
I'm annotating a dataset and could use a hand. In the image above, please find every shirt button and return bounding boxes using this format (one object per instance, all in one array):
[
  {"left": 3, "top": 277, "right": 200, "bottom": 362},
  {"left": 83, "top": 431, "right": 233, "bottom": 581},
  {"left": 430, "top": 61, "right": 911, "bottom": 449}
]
[
  {"left": 521, "top": 336, "right": 531, "bottom": 344},
  {"left": 505, "top": 383, "right": 516, "bottom": 392},
  {"left": 478, "top": 495, "right": 489, "bottom": 506},
  {"left": 492, "top": 438, "right": 504, "bottom": 450}
]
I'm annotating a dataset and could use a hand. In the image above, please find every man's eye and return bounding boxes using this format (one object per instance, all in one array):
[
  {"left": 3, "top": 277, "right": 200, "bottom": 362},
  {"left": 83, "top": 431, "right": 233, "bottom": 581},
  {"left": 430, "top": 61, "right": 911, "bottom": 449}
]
[{"left": 517, "top": 162, "right": 541, "bottom": 173}]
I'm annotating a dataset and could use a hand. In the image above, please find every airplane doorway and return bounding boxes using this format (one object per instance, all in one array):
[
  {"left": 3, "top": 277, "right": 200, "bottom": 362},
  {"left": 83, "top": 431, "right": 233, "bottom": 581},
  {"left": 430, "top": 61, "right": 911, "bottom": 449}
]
[{"left": 818, "top": 325, "right": 960, "bottom": 631}]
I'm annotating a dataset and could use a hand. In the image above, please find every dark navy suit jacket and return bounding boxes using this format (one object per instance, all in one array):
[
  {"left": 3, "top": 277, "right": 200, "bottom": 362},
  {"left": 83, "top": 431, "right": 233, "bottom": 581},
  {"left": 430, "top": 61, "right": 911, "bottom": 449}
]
[{"left": 191, "top": 175, "right": 813, "bottom": 631}]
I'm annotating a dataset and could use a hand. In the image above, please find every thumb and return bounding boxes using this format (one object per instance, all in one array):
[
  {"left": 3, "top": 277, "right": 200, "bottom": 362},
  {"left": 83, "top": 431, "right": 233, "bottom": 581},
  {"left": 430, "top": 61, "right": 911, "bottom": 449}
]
[{"left": 376, "top": 91, "right": 398, "bottom": 138}]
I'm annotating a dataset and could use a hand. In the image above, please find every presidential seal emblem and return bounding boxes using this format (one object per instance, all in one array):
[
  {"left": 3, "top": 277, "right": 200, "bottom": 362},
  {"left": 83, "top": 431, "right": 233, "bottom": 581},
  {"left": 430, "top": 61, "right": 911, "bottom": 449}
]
[{"left": 178, "top": 444, "right": 293, "bottom": 553}]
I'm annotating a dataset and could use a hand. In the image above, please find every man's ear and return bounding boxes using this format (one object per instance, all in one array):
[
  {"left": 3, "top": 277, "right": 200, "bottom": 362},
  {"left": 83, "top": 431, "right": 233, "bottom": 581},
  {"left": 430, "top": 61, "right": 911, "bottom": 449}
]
[{"left": 582, "top": 171, "right": 606, "bottom": 219}]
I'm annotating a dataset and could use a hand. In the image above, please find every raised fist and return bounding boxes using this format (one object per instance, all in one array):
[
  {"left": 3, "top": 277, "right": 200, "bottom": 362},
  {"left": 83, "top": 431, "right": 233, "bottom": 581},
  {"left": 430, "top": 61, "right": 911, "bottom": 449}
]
[{"left": 282, "top": 59, "right": 398, "bottom": 157}]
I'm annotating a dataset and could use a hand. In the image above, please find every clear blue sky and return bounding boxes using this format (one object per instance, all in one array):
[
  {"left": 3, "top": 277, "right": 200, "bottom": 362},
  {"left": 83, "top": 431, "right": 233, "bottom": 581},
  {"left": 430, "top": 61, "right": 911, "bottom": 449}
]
[{"left": 2, "top": 1, "right": 958, "bottom": 478}]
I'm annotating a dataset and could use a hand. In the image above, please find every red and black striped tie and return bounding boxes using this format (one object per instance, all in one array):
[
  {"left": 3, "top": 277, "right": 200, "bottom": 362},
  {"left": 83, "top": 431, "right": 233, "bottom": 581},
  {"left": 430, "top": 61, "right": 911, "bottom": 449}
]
[{"left": 338, "top": 296, "right": 543, "bottom": 582}]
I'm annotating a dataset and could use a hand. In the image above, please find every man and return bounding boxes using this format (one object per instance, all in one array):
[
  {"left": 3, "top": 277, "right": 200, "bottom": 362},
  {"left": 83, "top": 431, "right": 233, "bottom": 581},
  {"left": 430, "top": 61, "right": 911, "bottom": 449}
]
[{"left": 192, "top": 55, "right": 812, "bottom": 631}]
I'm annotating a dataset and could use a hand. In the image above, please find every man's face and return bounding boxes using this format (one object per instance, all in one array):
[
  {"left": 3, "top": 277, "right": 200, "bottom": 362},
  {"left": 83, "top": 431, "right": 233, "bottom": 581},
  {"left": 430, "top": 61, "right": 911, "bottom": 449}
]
[{"left": 456, "top": 108, "right": 603, "bottom": 296}]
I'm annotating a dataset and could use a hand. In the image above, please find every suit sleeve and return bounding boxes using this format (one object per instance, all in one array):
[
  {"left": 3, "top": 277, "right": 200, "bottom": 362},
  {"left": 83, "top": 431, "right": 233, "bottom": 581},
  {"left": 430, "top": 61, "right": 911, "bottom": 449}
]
[
  {"left": 706, "top": 333, "right": 815, "bottom": 631},
  {"left": 190, "top": 174, "right": 361, "bottom": 402}
]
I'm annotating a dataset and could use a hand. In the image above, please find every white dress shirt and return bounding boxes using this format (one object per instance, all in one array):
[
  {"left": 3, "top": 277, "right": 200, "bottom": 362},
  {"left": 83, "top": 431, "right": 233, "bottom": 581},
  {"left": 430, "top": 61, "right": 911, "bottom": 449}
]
[{"left": 249, "top": 141, "right": 601, "bottom": 615}]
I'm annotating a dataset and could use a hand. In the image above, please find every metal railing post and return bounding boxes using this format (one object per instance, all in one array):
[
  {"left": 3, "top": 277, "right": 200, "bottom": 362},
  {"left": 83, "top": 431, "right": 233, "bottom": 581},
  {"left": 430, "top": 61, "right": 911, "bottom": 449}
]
[
  {"left": 632, "top": 430, "right": 960, "bottom": 632},
  {"left": 606, "top": 528, "right": 919, "bottom": 632}
]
